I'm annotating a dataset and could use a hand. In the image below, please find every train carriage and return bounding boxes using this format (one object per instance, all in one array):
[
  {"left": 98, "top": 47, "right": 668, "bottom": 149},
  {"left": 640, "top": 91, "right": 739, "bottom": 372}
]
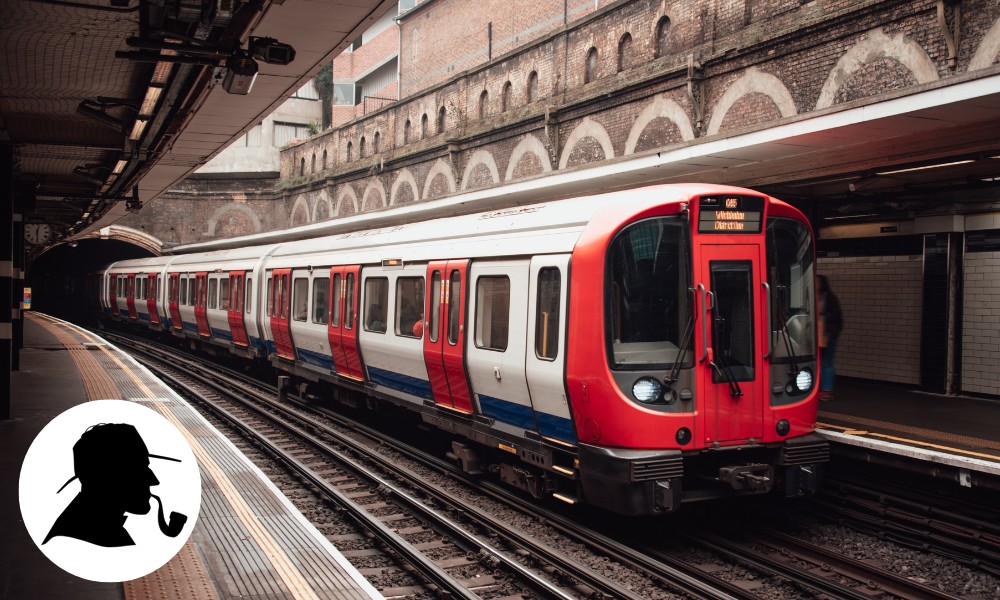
[{"left": 99, "top": 183, "right": 828, "bottom": 515}]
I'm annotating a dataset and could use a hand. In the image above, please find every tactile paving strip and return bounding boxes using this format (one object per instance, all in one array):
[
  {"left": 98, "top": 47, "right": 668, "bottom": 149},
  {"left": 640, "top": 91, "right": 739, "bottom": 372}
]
[{"left": 123, "top": 541, "right": 220, "bottom": 600}]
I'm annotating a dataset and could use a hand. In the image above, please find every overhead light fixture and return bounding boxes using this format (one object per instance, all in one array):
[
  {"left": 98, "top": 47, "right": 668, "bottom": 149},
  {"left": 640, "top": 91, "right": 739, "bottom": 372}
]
[
  {"left": 151, "top": 61, "right": 173, "bottom": 85},
  {"left": 112, "top": 159, "right": 128, "bottom": 174},
  {"left": 139, "top": 86, "right": 163, "bottom": 116},
  {"left": 823, "top": 213, "right": 880, "bottom": 221},
  {"left": 129, "top": 119, "right": 148, "bottom": 141},
  {"left": 877, "top": 159, "right": 975, "bottom": 176}
]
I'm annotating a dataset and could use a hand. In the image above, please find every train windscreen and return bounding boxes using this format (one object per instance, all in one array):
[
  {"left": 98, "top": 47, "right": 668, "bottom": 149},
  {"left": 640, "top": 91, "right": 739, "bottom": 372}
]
[{"left": 766, "top": 217, "right": 816, "bottom": 363}]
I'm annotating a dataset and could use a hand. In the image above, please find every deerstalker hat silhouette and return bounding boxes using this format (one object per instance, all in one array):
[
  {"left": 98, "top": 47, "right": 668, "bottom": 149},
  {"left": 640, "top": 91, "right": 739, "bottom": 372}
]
[{"left": 56, "top": 423, "right": 181, "bottom": 493}]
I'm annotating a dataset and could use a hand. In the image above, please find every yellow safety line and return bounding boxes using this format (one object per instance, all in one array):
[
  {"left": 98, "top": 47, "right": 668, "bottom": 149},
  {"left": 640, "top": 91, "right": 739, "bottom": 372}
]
[{"left": 820, "top": 421, "right": 1000, "bottom": 462}]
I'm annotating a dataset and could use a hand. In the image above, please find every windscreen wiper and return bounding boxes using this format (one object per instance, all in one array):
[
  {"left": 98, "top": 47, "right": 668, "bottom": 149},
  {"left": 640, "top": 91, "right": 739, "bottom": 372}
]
[
  {"left": 664, "top": 288, "right": 696, "bottom": 386},
  {"left": 775, "top": 284, "right": 801, "bottom": 373},
  {"left": 710, "top": 354, "right": 743, "bottom": 397}
]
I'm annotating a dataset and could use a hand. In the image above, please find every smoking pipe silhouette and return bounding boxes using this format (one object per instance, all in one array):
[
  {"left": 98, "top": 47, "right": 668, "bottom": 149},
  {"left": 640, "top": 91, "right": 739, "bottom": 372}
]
[{"left": 151, "top": 494, "right": 187, "bottom": 537}]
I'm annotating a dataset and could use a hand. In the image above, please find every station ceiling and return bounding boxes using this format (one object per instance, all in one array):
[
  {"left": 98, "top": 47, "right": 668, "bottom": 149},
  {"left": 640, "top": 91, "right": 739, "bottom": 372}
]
[{"left": 2, "top": 0, "right": 394, "bottom": 242}]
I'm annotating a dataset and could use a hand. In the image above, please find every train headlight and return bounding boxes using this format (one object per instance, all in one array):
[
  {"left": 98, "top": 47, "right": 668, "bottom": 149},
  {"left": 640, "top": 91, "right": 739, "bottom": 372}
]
[
  {"left": 785, "top": 368, "right": 813, "bottom": 394},
  {"left": 632, "top": 377, "right": 663, "bottom": 403}
]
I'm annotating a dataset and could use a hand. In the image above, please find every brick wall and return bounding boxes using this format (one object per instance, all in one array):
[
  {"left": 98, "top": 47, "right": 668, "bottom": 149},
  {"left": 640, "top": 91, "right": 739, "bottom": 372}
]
[
  {"left": 962, "top": 250, "right": 1000, "bottom": 396},
  {"left": 818, "top": 255, "right": 923, "bottom": 385}
]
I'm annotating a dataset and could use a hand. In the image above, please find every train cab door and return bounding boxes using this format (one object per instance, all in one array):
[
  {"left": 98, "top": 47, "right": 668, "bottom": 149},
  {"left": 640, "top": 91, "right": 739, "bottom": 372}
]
[
  {"left": 168, "top": 273, "right": 182, "bottom": 330},
  {"left": 423, "top": 260, "right": 473, "bottom": 413},
  {"left": 327, "top": 266, "right": 364, "bottom": 380},
  {"left": 147, "top": 272, "right": 159, "bottom": 324},
  {"left": 269, "top": 269, "right": 296, "bottom": 361},
  {"left": 194, "top": 272, "right": 210, "bottom": 336},
  {"left": 695, "top": 244, "right": 766, "bottom": 445},
  {"left": 228, "top": 271, "right": 249, "bottom": 346},
  {"left": 126, "top": 274, "right": 137, "bottom": 319}
]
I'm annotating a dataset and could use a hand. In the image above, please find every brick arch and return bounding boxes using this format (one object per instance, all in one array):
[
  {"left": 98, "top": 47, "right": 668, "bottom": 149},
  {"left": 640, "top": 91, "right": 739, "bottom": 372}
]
[
  {"left": 460, "top": 149, "right": 500, "bottom": 190},
  {"left": 624, "top": 95, "right": 694, "bottom": 154},
  {"left": 289, "top": 197, "right": 311, "bottom": 226},
  {"left": 505, "top": 134, "right": 552, "bottom": 181},
  {"left": 362, "top": 180, "right": 388, "bottom": 211},
  {"left": 312, "top": 189, "right": 333, "bottom": 221},
  {"left": 970, "top": 17, "right": 1000, "bottom": 71},
  {"left": 558, "top": 117, "right": 615, "bottom": 170},
  {"left": 706, "top": 67, "right": 797, "bottom": 136},
  {"left": 390, "top": 169, "right": 420, "bottom": 206},
  {"left": 422, "top": 158, "right": 457, "bottom": 199},
  {"left": 79, "top": 225, "right": 165, "bottom": 255},
  {"left": 206, "top": 203, "right": 262, "bottom": 236},
  {"left": 335, "top": 186, "right": 359, "bottom": 217},
  {"left": 816, "top": 29, "right": 938, "bottom": 110}
]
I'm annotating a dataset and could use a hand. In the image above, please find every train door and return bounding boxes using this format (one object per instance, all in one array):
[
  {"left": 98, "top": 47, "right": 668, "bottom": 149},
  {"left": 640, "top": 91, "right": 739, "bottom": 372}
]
[
  {"left": 327, "top": 266, "right": 364, "bottom": 380},
  {"left": 147, "top": 272, "right": 159, "bottom": 324},
  {"left": 423, "top": 260, "right": 473, "bottom": 413},
  {"left": 269, "top": 269, "right": 296, "bottom": 360},
  {"left": 194, "top": 272, "right": 210, "bottom": 336},
  {"left": 467, "top": 260, "right": 534, "bottom": 427},
  {"left": 525, "top": 255, "right": 574, "bottom": 442},
  {"left": 126, "top": 274, "right": 137, "bottom": 319},
  {"left": 695, "top": 245, "right": 765, "bottom": 444},
  {"left": 110, "top": 275, "right": 119, "bottom": 317},
  {"left": 168, "top": 274, "right": 181, "bottom": 330},
  {"left": 228, "top": 271, "right": 249, "bottom": 346}
]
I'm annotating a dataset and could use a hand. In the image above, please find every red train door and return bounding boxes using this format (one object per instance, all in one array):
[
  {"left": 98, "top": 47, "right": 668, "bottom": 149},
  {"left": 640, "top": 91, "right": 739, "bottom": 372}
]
[
  {"left": 423, "top": 260, "right": 473, "bottom": 413},
  {"left": 110, "top": 276, "right": 119, "bottom": 317},
  {"left": 269, "top": 269, "right": 295, "bottom": 360},
  {"left": 327, "top": 266, "right": 364, "bottom": 380},
  {"left": 194, "top": 272, "right": 210, "bottom": 336},
  {"left": 126, "top": 274, "right": 137, "bottom": 319},
  {"left": 695, "top": 244, "right": 765, "bottom": 445},
  {"left": 168, "top": 274, "right": 182, "bottom": 330},
  {"left": 228, "top": 271, "right": 249, "bottom": 346},
  {"left": 147, "top": 272, "right": 159, "bottom": 324}
]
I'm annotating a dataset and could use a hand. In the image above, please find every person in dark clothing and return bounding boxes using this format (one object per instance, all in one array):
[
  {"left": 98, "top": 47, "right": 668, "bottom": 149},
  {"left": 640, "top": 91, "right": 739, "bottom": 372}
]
[{"left": 818, "top": 275, "right": 843, "bottom": 401}]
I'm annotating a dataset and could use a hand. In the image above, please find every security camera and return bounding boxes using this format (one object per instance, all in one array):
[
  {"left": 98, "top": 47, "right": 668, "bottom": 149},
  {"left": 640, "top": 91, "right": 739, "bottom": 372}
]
[
  {"left": 249, "top": 37, "right": 296, "bottom": 66},
  {"left": 222, "top": 52, "right": 259, "bottom": 95}
]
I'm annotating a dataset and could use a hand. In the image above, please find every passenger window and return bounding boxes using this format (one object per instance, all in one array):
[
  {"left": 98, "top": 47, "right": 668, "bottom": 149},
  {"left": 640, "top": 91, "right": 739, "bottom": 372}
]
[
  {"left": 246, "top": 277, "right": 252, "bottom": 314},
  {"left": 331, "top": 274, "right": 341, "bottom": 327},
  {"left": 344, "top": 273, "right": 355, "bottom": 329},
  {"left": 364, "top": 277, "right": 388, "bottom": 333},
  {"left": 395, "top": 277, "right": 424, "bottom": 338},
  {"left": 429, "top": 272, "right": 441, "bottom": 343},
  {"left": 535, "top": 268, "right": 561, "bottom": 360},
  {"left": 448, "top": 270, "right": 461, "bottom": 345},
  {"left": 281, "top": 274, "right": 289, "bottom": 319},
  {"left": 475, "top": 276, "right": 509, "bottom": 351},
  {"left": 220, "top": 278, "right": 230, "bottom": 311},
  {"left": 267, "top": 276, "right": 275, "bottom": 317},
  {"left": 313, "top": 277, "right": 329, "bottom": 324},
  {"left": 292, "top": 277, "right": 308, "bottom": 322},
  {"left": 208, "top": 278, "right": 218, "bottom": 309}
]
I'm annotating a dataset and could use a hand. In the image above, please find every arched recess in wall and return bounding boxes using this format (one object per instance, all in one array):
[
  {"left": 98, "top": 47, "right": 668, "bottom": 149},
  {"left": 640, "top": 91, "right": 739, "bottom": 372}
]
[
  {"left": 206, "top": 203, "right": 262, "bottom": 237},
  {"left": 460, "top": 150, "right": 501, "bottom": 190},
  {"left": 422, "top": 158, "right": 457, "bottom": 200},
  {"left": 312, "top": 189, "right": 333, "bottom": 221},
  {"left": 390, "top": 169, "right": 420, "bottom": 205},
  {"left": 362, "top": 180, "right": 388, "bottom": 211},
  {"left": 706, "top": 67, "right": 797, "bottom": 136},
  {"left": 558, "top": 117, "right": 615, "bottom": 170},
  {"left": 335, "top": 186, "right": 359, "bottom": 217},
  {"left": 969, "top": 17, "right": 1000, "bottom": 71},
  {"left": 505, "top": 134, "right": 552, "bottom": 181},
  {"left": 81, "top": 225, "right": 164, "bottom": 255},
  {"left": 624, "top": 95, "right": 695, "bottom": 155},
  {"left": 289, "top": 197, "right": 311, "bottom": 226},
  {"left": 815, "top": 29, "right": 939, "bottom": 110}
]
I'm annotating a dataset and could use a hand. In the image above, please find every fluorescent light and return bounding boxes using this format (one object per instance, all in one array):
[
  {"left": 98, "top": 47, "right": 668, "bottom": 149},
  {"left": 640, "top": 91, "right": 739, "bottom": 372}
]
[
  {"left": 129, "top": 119, "right": 147, "bottom": 141},
  {"left": 823, "top": 213, "right": 880, "bottom": 221},
  {"left": 139, "top": 87, "right": 163, "bottom": 116},
  {"left": 877, "top": 160, "right": 974, "bottom": 176},
  {"left": 151, "top": 62, "right": 173, "bottom": 85},
  {"left": 113, "top": 159, "right": 128, "bottom": 174}
]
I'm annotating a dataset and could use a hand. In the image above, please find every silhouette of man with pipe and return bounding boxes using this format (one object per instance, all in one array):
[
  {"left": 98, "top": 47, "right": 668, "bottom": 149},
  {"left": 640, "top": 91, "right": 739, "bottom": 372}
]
[{"left": 43, "top": 423, "right": 188, "bottom": 547}]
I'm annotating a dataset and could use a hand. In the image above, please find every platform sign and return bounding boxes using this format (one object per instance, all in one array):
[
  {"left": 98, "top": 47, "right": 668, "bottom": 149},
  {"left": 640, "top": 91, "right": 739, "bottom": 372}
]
[
  {"left": 23, "top": 287, "right": 31, "bottom": 310},
  {"left": 698, "top": 195, "right": 764, "bottom": 233}
]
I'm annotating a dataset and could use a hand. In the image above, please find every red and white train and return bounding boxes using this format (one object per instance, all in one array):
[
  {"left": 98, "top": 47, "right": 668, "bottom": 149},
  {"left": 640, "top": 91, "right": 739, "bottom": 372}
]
[{"left": 99, "top": 183, "right": 828, "bottom": 515}]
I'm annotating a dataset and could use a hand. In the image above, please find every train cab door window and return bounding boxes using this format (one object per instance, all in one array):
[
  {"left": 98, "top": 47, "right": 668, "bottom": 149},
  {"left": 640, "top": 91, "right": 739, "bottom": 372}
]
[
  {"left": 364, "top": 277, "right": 388, "bottom": 333},
  {"left": 281, "top": 274, "right": 289, "bottom": 319},
  {"left": 267, "top": 276, "right": 275, "bottom": 317},
  {"left": 428, "top": 272, "right": 441, "bottom": 343},
  {"left": 330, "top": 274, "right": 341, "bottom": 327},
  {"left": 246, "top": 277, "right": 252, "bottom": 314},
  {"left": 535, "top": 268, "right": 560, "bottom": 360},
  {"left": 448, "top": 270, "right": 462, "bottom": 345},
  {"left": 395, "top": 277, "right": 424, "bottom": 338},
  {"left": 475, "top": 276, "right": 510, "bottom": 351},
  {"left": 709, "top": 261, "right": 755, "bottom": 383},
  {"left": 208, "top": 278, "right": 218, "bottom": 309},
  {"left": 313, "top": 277, "right": 329, "bottom": 324},
  {"left": 292, "top": 277, "right": 308, "bottom": 322},
  {"left": 220, "top": 278, "right": 229, "bottom": 311},
  {"left": 345, "top": 273, "right": 355, "bottom": 329}
]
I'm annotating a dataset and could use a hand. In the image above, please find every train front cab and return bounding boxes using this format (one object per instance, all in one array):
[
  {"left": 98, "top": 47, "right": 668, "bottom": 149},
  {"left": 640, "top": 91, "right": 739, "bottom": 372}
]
[{"left": 569, "top": 190, "right": 829, "bottom": 516}]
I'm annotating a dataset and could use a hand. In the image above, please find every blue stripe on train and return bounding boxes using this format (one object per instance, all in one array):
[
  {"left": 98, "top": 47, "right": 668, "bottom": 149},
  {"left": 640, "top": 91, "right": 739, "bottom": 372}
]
[
  {"left": 478, "top": 393, "right": 576, "bottom": 443},
  {"left": 211, "top": 328, "right": 233, "bottom": 343},
  {"left": 367, "top": 366, "right": 434, "bottom": 400},
  {"left": 182, "top": 322, "right": 199, "bottom": 334},
  {"left": 297, "top": 347, "right": 335, "bottom": 371}
]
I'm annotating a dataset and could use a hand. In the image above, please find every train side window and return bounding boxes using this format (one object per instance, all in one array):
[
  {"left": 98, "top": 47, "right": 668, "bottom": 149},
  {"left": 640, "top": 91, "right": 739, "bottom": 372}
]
[
  {"left": 344, "top": 273, "right": 355, "bottom": 329},
  {"left": 364, "top": 277, "right": 388, "bottom": 333},
  {"left": 208, "top": 278, "right": 218, "bottom": 309},
  {"left": 178, "top": 277, "right": 185, "bottom": 305},
  {"left": 312, "top": 277, "right": 329, "bottom": 324},
  {"left": 330, "top": 274, "right": 341, "bottom": 327},
  {"left": 267, "top": 276, "right": 274, "bottom": 317},
  {"left": 429, "top": 272, "right": 441, "bottom": 343},
  {"left": 281, "top": 274, "right": 289, "bottom": 319},
  {"left": 535, "top": 268, "right": 560, "bottom": 360},
  {"left": 292, "top": 277, "right": 309, "bottom": 322},
  {"left": 220, "top": 277, "right": 230, "bottom": 311},
  {"left": 448, "top": 270, "right": 461, "bottom": 345},
  {"left": 246, "top": 277, "right": 252, "bottom": 314},
  {"left": 395, "top": 277, "right": 424, "bottom": 338},
  {"left": 475, "top": 276, "right": 510, "bottom": 351},
  {"left": 142, "top": 277, "right": 149, "bottom": 300}
]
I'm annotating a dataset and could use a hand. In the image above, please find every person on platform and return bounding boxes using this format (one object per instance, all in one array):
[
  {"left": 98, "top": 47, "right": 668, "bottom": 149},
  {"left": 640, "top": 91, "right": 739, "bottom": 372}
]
[{"left": 818, "top": 275, "right": 843, "bottom": 401}]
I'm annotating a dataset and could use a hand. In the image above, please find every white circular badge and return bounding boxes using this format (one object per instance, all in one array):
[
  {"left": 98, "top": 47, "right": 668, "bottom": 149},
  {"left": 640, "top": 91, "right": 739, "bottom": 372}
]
[{"left": 19, "top": 400, "right": 201, "bottom": 582}]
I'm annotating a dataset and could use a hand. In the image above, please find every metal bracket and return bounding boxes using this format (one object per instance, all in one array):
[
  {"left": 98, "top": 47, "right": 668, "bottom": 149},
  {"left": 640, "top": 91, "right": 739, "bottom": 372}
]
[
  {"left": 937, "top": 0, "right": 962, "bottom": 70},
  {"left": 686, "top": 55, "right": 704, "bottom": 135}
]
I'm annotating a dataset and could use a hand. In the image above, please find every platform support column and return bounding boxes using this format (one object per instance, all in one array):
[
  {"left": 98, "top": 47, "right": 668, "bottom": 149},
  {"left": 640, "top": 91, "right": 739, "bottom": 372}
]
[{"left": 2, "top": 144, "right": 13, "bottom": 419}]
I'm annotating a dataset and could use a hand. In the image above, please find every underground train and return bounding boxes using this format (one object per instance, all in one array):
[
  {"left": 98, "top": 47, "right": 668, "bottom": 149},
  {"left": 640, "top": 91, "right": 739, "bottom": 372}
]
[{"left": 98, "top": 183, "right": 829, "bottom": 516}]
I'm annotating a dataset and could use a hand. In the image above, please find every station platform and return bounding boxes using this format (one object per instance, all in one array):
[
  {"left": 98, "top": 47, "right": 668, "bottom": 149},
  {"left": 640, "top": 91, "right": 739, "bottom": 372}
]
[
  {"left": 3, "top": 312, "right": 382, "bottom": 600},
  {"left": 816, "top": 378, "right": 1000, "bottom": 490}
]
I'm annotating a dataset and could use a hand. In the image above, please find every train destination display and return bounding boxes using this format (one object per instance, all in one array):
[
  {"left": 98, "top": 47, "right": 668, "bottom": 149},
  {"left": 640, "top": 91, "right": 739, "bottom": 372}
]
[{"left": 698, "top": 195, "right": 764, "bottom": 233}]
